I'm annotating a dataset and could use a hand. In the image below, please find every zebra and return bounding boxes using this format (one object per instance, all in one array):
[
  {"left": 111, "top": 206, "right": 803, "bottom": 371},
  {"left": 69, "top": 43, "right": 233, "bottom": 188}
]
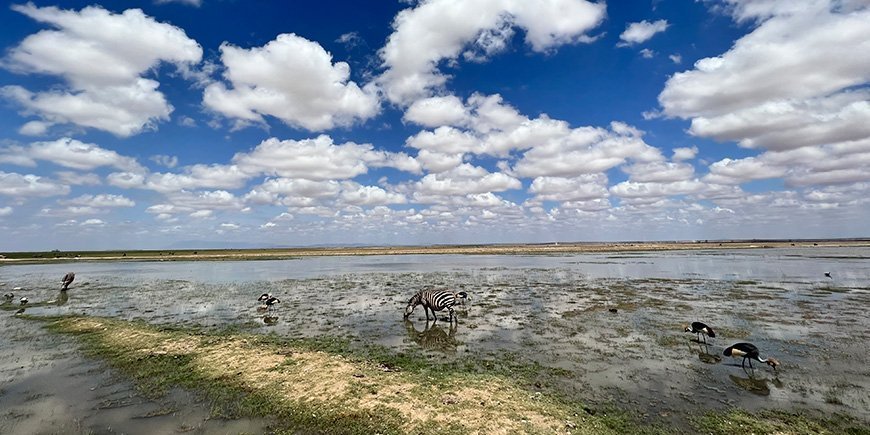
[{"left": 403, "top": 289, "right": 468, "bottom": 324}]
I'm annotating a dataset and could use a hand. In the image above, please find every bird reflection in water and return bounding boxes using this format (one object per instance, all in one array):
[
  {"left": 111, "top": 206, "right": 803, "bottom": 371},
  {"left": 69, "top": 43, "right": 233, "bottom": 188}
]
[
  {"left": 53, "top": 291, "right": 69, "bottom": 306},
  {"left": 729, "top": 373, "right": 782, "bottom": 396},
  {"left": 688, "top": 342, "right": 722, "bottom": 364},
  {"left": 263, "top": 315, "right": 279, "bottom": 326},
  {"left": 404, "top": 319, "right": 459, "bottom": 353}
]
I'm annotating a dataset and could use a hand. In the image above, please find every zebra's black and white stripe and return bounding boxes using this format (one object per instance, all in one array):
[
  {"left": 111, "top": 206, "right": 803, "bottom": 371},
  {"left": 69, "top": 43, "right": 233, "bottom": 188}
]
[{"left": 403, "top": 289, "right": 467, "bottom": 323}]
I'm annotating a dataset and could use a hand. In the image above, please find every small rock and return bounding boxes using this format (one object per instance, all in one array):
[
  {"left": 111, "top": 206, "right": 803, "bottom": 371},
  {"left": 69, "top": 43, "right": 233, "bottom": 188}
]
[{"left": 441, "top": 394, "right": 459, "bottom": 405}]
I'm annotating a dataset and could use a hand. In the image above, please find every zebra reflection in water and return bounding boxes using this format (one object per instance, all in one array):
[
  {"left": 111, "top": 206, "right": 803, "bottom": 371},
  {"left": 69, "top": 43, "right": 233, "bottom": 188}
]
[{"left": 404, "top": 319, "right": 459, "bottom": 353}]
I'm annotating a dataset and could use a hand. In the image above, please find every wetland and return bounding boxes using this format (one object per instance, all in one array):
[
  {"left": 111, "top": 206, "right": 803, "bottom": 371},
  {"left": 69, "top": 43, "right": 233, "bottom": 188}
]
[{"left": 1, "top": 247, "right": 869, "bottom": 433}]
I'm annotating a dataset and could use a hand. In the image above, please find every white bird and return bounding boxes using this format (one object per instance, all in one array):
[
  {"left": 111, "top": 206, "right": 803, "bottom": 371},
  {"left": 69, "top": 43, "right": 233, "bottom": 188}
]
[{"left": 20, "top": 297, "right": 28, "bottom": 306}]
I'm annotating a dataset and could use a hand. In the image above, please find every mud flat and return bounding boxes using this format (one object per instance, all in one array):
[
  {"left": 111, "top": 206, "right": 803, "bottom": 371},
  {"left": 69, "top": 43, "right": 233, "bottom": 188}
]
[{"left": 1, "top": 248, "right": 869, "bottom": 433}]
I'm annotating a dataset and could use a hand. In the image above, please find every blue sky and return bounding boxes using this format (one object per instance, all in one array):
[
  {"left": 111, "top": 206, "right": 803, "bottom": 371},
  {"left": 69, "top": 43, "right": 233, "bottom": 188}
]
[{"left": 1, "top": 0, "right": 868, "bottom": 251}]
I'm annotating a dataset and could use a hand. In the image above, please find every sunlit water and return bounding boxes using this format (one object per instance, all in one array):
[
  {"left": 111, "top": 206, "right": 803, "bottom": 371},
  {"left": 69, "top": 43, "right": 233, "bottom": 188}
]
[{"left": 1, "top": 247, "right": 868, "bottom": 432}]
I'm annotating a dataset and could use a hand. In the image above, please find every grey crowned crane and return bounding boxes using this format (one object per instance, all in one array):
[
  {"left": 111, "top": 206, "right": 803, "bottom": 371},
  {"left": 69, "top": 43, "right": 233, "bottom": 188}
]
[
  {"left": 61, "top": 272, "right": 75, "bottom": 290},
  {"left": 684, "top": 321, "right": 716, "bottom": 343},
  {"left": 723, "top": 342, "right": 780, "bottom": 371},
  {"left": 264, "top": 296, "right": 280, "bottom": 310},
  {"left": 257, "top": 293, "right": 273, "bottom": 312},
  {"left": 257, "top": 293, "right": 280, "bottom": 312}
]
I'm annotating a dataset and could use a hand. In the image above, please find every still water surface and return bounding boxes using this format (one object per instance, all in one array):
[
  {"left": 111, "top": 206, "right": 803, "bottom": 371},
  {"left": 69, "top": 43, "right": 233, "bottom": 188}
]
[{"left": 1, "top": 247, "right": 868, "bottom": 432}]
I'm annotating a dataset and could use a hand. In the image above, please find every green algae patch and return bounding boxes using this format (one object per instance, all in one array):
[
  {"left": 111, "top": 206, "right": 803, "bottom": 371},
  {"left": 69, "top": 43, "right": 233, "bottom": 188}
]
[{"left": 693, "top": 409, "right": 868, "bottom": 435}]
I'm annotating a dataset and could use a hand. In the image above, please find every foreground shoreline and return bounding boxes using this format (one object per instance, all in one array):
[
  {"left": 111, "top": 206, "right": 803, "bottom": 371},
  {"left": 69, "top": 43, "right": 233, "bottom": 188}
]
[
  {"left": 29, "top": 315, "right": 869, "bottom": 434},
  {"left": 3, "top": 239, "right": 869, "bottom": 264}
]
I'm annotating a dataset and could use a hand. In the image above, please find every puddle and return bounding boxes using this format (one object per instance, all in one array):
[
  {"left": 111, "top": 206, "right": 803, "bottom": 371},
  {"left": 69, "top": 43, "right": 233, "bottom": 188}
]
[
  {"left": 0, "top": 305, "right": 273, "bottom": 434},
  {"left": 1, "top": 247, "right": 869, "bottom": 430}
]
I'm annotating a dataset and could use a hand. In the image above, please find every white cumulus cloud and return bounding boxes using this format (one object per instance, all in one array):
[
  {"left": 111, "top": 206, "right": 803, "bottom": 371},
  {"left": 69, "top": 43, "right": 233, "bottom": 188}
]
[
  {"left": 618, "top": 19, "right": 669, "bottom": 46},
  {"left": 378, "top": 0, "right": 605, "bottom": 104},
  {"left": 659, "top": 1, "right": 870, "bottom": 151},
  {"left": 203, "top": 33, "right": 379, "bottom": 131},
  {"left": 233, "top": 135, "right": 420, "bottom": 181},
  {"left": 2, "top": 3, "right": 202, "bottom": 136}
]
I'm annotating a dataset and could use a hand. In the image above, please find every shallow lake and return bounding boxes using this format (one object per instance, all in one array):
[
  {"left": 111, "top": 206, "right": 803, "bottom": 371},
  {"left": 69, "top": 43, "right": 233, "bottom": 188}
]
[{"left": 2, "top": 247, "right": 868, "bottom": 432}]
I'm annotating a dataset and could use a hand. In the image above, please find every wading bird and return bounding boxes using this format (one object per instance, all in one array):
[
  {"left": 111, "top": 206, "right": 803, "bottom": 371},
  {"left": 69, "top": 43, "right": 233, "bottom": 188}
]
[
  {"left": 263, "top": 296, "right": 280, "bottom": 312},
  {"left": 62, "top": 272, "right": 75, "bottom": 290},
  {"left": 684, "top": 321, "right": 716, "bottom": 343},
  {"left": 256, "top": 293, "right": 270, "bottom": 311},
  {"left": 723, "top": 342, "right": 780, "bottom": 371},
  {"left": 404, "top": 289, "right": 468, "bottom": 324},
  {"left": 19, "top": 297, "right": 28, "bottom": 306},
  {"left": 824, "top": 272, "right": 832, "bottom": 279},
  {"left": 257, "top": 293, "right": 275, "bottom": 312},
  {"left": 3, "top": 292, "right": 12, "bottom": 302}
]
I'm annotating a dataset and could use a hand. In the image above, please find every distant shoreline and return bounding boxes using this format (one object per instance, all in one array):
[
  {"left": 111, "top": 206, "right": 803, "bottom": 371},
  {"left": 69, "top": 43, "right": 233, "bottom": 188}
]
[{"left": 2, "top": 239, "right": 869, "bottom": 265}]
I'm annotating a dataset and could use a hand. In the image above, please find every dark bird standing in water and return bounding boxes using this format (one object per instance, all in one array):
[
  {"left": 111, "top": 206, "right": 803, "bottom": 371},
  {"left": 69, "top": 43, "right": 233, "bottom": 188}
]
[
  {"left": 257, "top": 293, "right": 270, "bottom": 311},
  {"left": 3, "top": 292, "right": 12, "bottom": 302},
  {"left": 62, "top": 272, "right": 75, "bottom": 290},
  {"left": 256, "top": 293, "right": 280, "bottom": 311},
  {"left": 824, "top": 272, "right": 832, "bottom": 279},
  {"left": 724, "top": 342, "right": 780, "bottom": 371},
  {"left": 684, "top": 321, "right": 716, "bottom": 343}
]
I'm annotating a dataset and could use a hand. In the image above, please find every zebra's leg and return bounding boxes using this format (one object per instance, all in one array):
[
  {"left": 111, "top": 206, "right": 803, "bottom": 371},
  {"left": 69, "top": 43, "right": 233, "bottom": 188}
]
[{"left": 448, "top": 307, "right": 455, "bottom": 323}]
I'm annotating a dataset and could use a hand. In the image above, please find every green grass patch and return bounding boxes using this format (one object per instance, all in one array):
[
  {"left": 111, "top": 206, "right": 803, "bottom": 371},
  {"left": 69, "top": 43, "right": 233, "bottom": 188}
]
[{"left": 694, "top": 409, "right": 869, "bottom": 435}]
